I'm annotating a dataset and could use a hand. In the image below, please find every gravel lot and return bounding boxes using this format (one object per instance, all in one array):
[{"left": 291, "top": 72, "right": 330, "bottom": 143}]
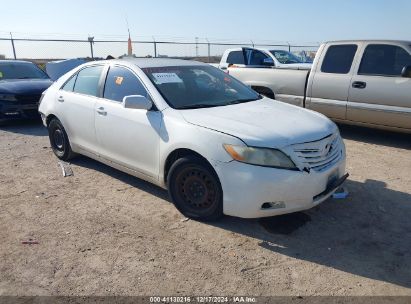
[{"left": 0, "top": 121, "right": 410, "bottom": 296}]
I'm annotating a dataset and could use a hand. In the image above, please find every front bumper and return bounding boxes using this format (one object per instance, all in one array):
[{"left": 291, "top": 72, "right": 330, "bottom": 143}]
[
  {"left": 0, "top": 101, "right": 40, "bottom": 122},
  {"left": 214, "top": 156, "right": 347, "bottom": 218}
]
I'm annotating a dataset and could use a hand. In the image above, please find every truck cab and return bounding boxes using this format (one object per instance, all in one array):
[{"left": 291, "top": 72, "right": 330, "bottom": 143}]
[
  {"left": 307, "top": 40, "right": 411, "bottom": 132},
  {"left": 220, "top": 40, "right": 411, "bottom": 133},
  {"left": 219, "top": 48, "right": 312, "bottom": 71}
]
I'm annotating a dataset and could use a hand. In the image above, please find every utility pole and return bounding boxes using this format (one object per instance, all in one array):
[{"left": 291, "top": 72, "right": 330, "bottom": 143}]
[
  {"left": 88, "top": 36, "right": 95, "bottom": 59},
  {"left": 10, "top": 32, "right": 17, "bottom": 60},
  {"left": 195, "top": 37, "right": 199, "bottom": 57}
]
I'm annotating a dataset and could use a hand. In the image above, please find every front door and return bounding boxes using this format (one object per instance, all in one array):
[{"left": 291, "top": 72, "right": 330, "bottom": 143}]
[
  {"left": 308, "top": 44, "right": 359, "bottom": 120},
  {"left": 94, "top": 65, "right": 162, "bottom": 179},
  {"left": 347, "top": 43, "right": 411, "bottom": 129}
]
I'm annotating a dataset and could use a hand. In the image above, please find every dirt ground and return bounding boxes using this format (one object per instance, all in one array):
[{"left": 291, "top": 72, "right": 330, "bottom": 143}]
[{"left": 0, "top": 121, "right": 410, "bottom": 296}]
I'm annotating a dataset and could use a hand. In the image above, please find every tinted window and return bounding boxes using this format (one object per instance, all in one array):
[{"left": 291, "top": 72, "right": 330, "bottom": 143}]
[
  {"left": 226, "top": 51, "right": 245, "bottom": 65},
  {"left": 73, "top": 65, "right": 103, "bottom": 97},
  {"left": 61, "top": 74, "right": 77, "bottom": 92},
  {"left": 321, "top": 45, "right": 358, "bottom": 74},
  {"left": 103, "top": 66, "right": 148, "bottom": 102},
  {"left": 358, "top": 44, "right": 411, "bottom": 76},
  {"left": 0, "top": 62, "right": 49, "bottom": 80},
  {"left": 249, "top": 50, "right": 269, "bottom": 65}
]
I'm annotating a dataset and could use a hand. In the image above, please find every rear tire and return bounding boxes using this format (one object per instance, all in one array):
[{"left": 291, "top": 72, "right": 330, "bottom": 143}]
[
  {"left": 167, "top": 156, "right": 223, "bottom": 221},
  {"left": 47, "top": 118, "right": 76, "bottom": 161}
]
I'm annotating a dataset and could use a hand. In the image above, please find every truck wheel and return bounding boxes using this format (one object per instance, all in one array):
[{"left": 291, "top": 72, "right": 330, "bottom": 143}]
[
  {"left": 47, "top": 118, "right": 76, "bottom": 161},
  {"left": 167, "top": 156, "right": 223, "bottom": 221}
]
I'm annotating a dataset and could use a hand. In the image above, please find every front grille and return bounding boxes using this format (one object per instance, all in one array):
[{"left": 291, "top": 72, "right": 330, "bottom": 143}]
[
  {"left": 15, "top": 95, "right": 41, "bottom": 105},
  {"left": 292, "top": 133, "right": 342, "bottom": 172}
]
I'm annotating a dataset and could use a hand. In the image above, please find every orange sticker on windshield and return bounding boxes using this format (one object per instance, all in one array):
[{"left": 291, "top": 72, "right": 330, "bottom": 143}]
[{"left": 115, "top": 76, "right": 124, "bottom": 85}]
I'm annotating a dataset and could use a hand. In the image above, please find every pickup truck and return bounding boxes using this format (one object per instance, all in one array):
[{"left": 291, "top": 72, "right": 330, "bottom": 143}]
[
  {"left": 220, "top": 41, "right": 411, "bottom": 133},
  {"left": 219, "top": 47, "right": 312, "bottom": 70}
]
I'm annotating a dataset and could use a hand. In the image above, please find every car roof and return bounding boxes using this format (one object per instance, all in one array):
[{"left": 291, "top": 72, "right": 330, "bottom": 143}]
[
  {"left": 0, "top": 60, "right": 36, "bottom": 65},
  {"left": 106, "top": 58, "right": 208, "bottom": 69},
  {"left": 326, "top": 39, "right": 411, "bottom": 45}
]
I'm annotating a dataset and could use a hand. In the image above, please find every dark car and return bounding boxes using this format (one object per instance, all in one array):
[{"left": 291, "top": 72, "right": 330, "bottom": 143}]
[{"left": 0, "top": 60, "right": 53, "bottom": 123}]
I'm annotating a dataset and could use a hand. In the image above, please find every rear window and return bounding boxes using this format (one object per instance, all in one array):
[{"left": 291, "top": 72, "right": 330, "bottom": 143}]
[
  {"left": 321, "top": 45, "right": 358, "bottom": 74},
  {"left": 226, "top": 51, "right": 245, "bottom": 65}
]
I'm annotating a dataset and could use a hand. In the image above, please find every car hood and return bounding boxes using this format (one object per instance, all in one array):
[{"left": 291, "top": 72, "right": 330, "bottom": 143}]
[
  {"left": 0, "top": 79, "right": 53, "bottom": 95},
  {"left": 180, "top": 99, "right": 337, "bottom": 148}
]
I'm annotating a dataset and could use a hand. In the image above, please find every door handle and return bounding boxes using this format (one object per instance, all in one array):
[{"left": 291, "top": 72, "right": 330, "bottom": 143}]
[
  {"left": 352, "top": 81, "right": 367, "bottom": 89},
  {"left": 57, "top": 96, "right": 64, "bottom": 102},
  {"left": 96, "top": 107, "right": 107, "bottom": 116}
]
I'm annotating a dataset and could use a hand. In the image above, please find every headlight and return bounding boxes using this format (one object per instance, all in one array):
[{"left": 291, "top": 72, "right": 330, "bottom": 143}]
[
  {"left": 223, "top": 144, "right": 297, "bottom": 170},
  {"left": 0, "top": 94, "right": 17, "bottom": 102}
]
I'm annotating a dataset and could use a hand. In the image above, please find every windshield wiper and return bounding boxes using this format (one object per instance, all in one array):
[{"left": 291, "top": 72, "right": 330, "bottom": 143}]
[
  {"left": 226, "top": 96, "right": 262, "bottom": 105},
  {"left": 177, "top": 103, "right": 221, "bottom": 110}
]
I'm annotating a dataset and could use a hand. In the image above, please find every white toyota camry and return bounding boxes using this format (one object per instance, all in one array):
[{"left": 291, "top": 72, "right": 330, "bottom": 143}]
[{"left": 39, "top": 58, "right": 347, "bottom": 221}]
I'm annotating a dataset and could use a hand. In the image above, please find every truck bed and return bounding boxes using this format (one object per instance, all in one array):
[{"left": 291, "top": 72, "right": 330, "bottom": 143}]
[{"left": 228, "top": 67, "right": 310, "bottom": 107}]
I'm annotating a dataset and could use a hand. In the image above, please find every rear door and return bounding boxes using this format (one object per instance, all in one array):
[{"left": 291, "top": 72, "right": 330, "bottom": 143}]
[
  {"left": 56, "top": 65, "right": 104, "bottom": 153},
  {"left": 347, "top": 43, "right": 411, "bottom": 129},
  {"left": 94, "top": 65, "right": 162, "bottom": 179},
  {"left": 307, "top": 43, "right": 359, "bottom": 120}
]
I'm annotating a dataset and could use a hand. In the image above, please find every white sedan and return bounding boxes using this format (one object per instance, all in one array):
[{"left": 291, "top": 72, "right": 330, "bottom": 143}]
[{"left": 39, "top": 58, "right": 347, "bottom": 220}]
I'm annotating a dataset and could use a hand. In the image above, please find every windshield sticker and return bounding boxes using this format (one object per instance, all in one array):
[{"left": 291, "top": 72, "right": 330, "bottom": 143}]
[
  {"left": 0, "top": 72, "right": 3, "bottom": 78},
  {"left": 152, "top": 73, "right": 183, "bottom": 84},
  {"left": 115, "top": 76, "right": 124, "bottom": 85}
]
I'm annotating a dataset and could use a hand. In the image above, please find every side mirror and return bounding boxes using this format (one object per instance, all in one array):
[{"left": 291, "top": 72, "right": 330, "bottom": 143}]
[
  {"left": 123, "top": 95, "right": 153, "bottom": 110},
  {"left": 262, "top": 57, "right": 275, "bottom": 67},
  {"left": 401, "top": 65, "right": 411, "bottom": 78}
]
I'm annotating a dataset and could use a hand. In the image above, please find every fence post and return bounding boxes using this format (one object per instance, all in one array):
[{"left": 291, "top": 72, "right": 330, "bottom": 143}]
[
  {"left": 10, "top": 33, "right": 17, "bottom": 60},
  {"left": 288, "top": 42, "right": 291, "bottom": 52},
  {"left": 153, "top": 37, "right": 157, "bottom": 58},
  {"left": 195, "top": 37, "right": 199, "bottom": 57},
  {"left": 206, "top": 38, "right": 210, "bottom": 63},
  {"left": 88, "top": 36, "right": 94, "bottom": 59}
]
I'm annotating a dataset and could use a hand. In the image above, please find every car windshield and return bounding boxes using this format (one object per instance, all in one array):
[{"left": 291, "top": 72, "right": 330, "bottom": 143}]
[
  {"left": 0, "top": 62, "right": 49, "bottom": 80},
  {"left": 143, "top": 65, "right": 261, "bottom": 109},
  {"left": 270, "top": 50, "right": 303, "bottom": 64}
]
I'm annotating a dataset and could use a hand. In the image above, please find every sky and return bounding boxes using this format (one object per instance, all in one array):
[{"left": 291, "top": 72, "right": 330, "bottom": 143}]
[{"left": 1, "top": 0, "right": 410, "bottom": 59}]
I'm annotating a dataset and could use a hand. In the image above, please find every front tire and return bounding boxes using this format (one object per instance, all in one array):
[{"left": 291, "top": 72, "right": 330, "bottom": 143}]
[
  {"left": 47, "top": 118, "right": 75, "bottom": 161},
  {"left": 167, "top": 156, "right": 223, "bottom": 221}
]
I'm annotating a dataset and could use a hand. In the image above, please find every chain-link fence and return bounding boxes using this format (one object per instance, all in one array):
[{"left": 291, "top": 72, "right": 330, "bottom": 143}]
[{"left": 0, "top": 36, "right": 319, "bottom": 64}]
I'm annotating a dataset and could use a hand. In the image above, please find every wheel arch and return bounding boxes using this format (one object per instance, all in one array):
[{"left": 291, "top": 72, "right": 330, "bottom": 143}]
[
  {"left": 251, "top": 86, "right": 275, "bottom": 99},
  {"left": 45, "top": 114, "right": 59, "bottom": 127},
  {"left": 163, "top": 148, "right": 214, "bottom": 184}
]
